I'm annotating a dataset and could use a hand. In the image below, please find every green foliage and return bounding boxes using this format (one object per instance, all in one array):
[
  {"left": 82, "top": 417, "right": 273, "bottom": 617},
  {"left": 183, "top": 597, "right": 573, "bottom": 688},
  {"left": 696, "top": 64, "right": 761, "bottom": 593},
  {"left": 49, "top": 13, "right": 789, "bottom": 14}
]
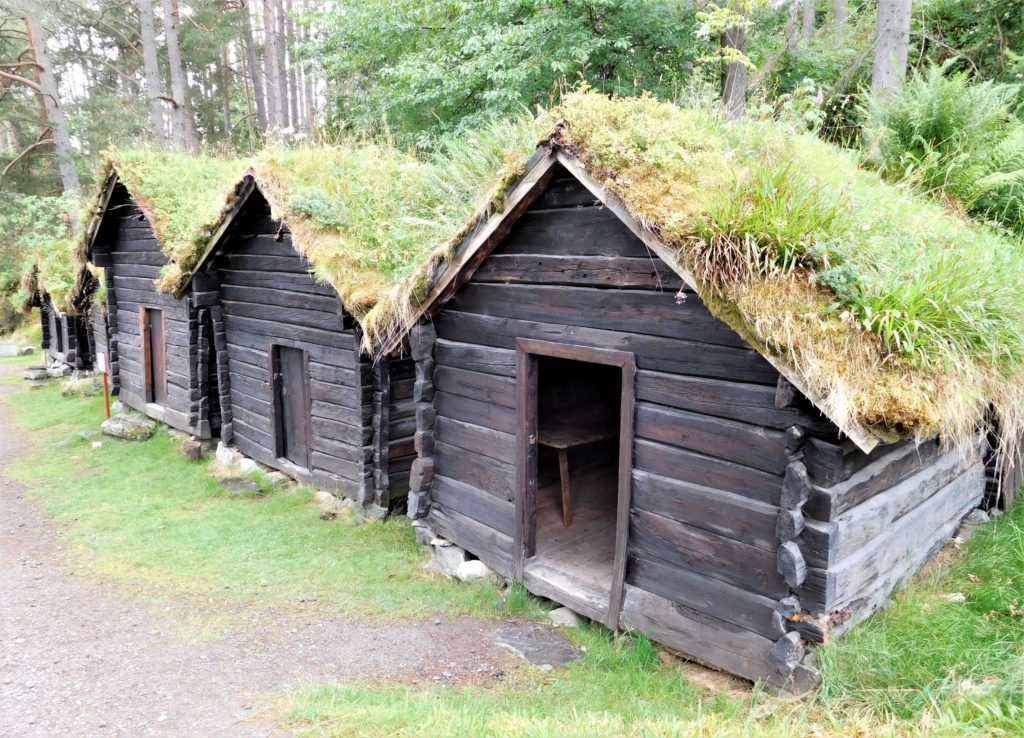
[
  {"left": 914, "top": 0, "right": 1024, "bottom": 84},
  {"left": 863, "top": 63, "right": 1024, "bottom": 237},
  {"left": 305, "top": 0, "right": 697, "bottom": 144}
]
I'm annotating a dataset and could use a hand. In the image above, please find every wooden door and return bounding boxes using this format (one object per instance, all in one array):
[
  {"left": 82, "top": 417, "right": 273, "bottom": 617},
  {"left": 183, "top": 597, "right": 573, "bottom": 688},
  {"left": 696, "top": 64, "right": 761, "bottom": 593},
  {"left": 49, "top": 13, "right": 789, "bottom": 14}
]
[
  {"left": 514, "top": 339, "right": 635, "bottom": 630},
  {"left": 273, "top": 345, "right": 310, "bottom": 468},
  {"left": 142, "top": 308, "right": 167, "bottom": 404}
]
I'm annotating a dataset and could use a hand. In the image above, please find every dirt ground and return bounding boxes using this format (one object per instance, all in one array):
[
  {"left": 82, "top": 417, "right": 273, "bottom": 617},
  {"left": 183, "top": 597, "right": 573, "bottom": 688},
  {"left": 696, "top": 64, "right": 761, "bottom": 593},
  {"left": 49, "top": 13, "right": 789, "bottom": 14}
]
[{"left": 0, "top": 363, "right": 523, "bottom": 738}]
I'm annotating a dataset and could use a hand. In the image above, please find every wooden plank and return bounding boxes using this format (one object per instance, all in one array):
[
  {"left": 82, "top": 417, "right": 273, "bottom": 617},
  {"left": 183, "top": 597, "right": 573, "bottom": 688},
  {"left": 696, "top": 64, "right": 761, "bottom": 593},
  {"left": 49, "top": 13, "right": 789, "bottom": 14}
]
[
  {"left": 218, "top": 253, "right": 313, "bottom": 274},
  {"left": 433, "top": 365, "right": 516, "bottom": 408},
  {"left": 634, "top": 438, "right": 781, "bottom": 506},
  {"left": 436, "top": 440, "right": 515, "bottom": 502},
  {"left": 630, "top": 508, "right": 789, "bottom": 598},
  {"left": 801, "top": 448, "right": 977, "bottom": 567},
  {"left": 225, "top": 332, "right": 357, "bottom": 369},
  {"left": 434, "top": 339, "right": 516, "bottom": 377},
  {"left": 494, "top": 206, "right": 653, "bottom": 258},
  {"left": 628, "top": 555, "right": 784, "bottom": 640},
  {"left": 631, "top": 470, "right": 778, "bottom": 551},
  {"left": 635, "top": 370, "right": 834, "bottom": 436},
  {"left": 435, "top": 390, "right": 517, "bottom": 434},
  {"left": 430, "top": 475, "right": 515, "bottom": 536},
  {"left": 799, "top": 462, "right": 984, "bottom": 611},
  {"left": 472, "top": 255, "right": 678, "bottom": 290},
  {"left": 434, "top": 311, "right": 778, "bottom": 384},
  {"left": 448, "top": 283, "right": 747, "bottom": 348},
  {"left": 635, "top": 402, "right": 786, "bottom": 476},
  {"left": 219, "top": 284, "right": 339, "bottom": 314},
  {"left": 619, "top": 585, "right": 776, "bottom": 683},
  {"left": 312, "top": 414, "right": 373, "bottom": 447},
  {"left": 533, "top": 176, "right": 601, "bottom": 209},
  {"left": 435, "top": 416, "right": 515, "bottom": 464},
  {"left": 222, "top": 314, "right": 354, "bottom": 352},
  {"left": 804, "top": 439, "right": 941, "bottom": 521},
  {"left": 427, "top": 503, "right": 514, "bottom": 578},
  {"left": 217, "top": 268, "right": 338, "bottom": 296},
  {"left": 222, "top": 299, "right": 340, "bottom": 333}
]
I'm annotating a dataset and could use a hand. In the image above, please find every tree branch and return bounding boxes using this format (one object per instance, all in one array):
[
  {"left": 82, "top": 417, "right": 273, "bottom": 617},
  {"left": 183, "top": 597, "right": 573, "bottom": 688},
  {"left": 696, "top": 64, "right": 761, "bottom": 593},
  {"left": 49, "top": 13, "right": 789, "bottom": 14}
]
[
  {"left": 0, "top": 68, "right": 42, "bottom": 92},
  {"left": 0, "top": 135, "right": 54, "bottom": 188}
]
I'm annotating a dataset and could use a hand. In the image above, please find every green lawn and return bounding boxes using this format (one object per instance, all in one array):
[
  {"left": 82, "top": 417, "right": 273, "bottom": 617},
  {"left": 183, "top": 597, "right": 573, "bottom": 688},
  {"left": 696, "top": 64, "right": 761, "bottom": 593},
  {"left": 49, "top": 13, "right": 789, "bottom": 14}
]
[{"left": 3, "top": 381, "right": 1023, "bottom": 737}]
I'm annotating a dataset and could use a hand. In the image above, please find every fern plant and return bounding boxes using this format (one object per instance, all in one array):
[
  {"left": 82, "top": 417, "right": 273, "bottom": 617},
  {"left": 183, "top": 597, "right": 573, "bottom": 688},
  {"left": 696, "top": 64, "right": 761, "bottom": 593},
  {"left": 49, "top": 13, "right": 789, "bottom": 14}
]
[{"left": 863, "top": 63, "right": 1024, "bottom": 238}]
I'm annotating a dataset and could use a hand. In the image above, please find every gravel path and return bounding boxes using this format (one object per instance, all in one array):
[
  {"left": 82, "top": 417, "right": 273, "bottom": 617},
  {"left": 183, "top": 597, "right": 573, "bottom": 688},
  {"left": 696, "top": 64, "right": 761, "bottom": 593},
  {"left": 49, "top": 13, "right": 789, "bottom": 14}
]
[{"left": 0, "top": 364, "right": 520, "bottom": 738}]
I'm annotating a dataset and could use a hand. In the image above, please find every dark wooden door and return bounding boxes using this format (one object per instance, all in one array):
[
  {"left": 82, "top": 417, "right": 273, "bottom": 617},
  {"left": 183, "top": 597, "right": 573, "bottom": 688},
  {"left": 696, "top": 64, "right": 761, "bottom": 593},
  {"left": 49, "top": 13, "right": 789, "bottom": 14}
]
[
  {"left": 274, "top": 345, "right": 310, "bottom": 468},
  {"left": 142, "top": 308, "right": 167, "bottom": 404}
]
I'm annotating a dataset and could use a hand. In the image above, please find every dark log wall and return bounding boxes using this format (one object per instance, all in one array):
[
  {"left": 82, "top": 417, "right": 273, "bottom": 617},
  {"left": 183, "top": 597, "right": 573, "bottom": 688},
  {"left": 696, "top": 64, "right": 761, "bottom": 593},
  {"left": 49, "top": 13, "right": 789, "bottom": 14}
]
[
  {"left": 91, "top": 305, "right": 109, "bottom": 362},
  {"left": 207, "top": 194, "right": 377, "bottom": 500},
  {"left": 92, "top": 184, "right": 198, "bottom": 434},
  {"left": 387, "top": 357, "right": 416, "bottom": 500},
  {"left": 411, "top": 170, "right": 985, "bottom": 687}
]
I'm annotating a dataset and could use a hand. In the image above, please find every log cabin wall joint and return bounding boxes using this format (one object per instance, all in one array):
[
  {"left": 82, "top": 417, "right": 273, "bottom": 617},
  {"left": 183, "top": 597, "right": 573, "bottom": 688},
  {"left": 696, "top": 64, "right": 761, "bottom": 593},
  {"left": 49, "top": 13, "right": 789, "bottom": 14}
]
[
  {"left": 371, "top": 356, "right": 391, "bottom": 506},
  {"left": 406, "top": 320, "right": 437, "bottom": 519}
]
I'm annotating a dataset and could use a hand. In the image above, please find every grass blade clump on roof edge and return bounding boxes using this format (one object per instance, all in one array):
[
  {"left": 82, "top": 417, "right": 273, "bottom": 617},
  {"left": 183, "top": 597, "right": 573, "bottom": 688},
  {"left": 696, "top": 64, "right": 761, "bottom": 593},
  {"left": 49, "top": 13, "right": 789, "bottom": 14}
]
[{"left": 549, "top": 91, "right": 1024, "bottom": 455}]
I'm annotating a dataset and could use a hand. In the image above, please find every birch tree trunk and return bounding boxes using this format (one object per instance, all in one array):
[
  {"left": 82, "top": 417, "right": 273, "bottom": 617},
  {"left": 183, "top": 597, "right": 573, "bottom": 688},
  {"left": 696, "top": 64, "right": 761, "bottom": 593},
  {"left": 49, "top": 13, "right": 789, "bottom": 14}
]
[
  {"left": 220, "top": 45, "right": 232, "bottom": 137},
  {"left": 834, "top": 0, "right": 849, "bottom": 27},
  {"left": 262, "top": 0, "right": 282, "bottom": 131},
  {"left": 23, "top": 14, "right": 79, "bottom": 201},
  {"left": 721, "top": 2, "right": 748, "bottom": 121},
  {"left": 802, "top": 0, "right": 815, "bottom": 40},
  {"left": 138, "top": 0, "right": 165, "bottom": 140},
  {"left": 241, "top": 0, "right": 267, "bottom": 131},
  {"left": 872, "top": 0, "right": 913, "bottom": 94},
  {"left": 161, "top": 0, "right": 198, "bottom": 151}
]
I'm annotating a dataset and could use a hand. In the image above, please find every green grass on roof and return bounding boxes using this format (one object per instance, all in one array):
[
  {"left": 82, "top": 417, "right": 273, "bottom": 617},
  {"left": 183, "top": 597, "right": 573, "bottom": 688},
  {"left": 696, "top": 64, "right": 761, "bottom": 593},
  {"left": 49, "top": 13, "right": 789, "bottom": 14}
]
[
  {"left": 542, "top": 92, "right": 1024, "bottom": 451},
  {"left": 77, "top": 93, "right": 1024, "bottom": 452}
]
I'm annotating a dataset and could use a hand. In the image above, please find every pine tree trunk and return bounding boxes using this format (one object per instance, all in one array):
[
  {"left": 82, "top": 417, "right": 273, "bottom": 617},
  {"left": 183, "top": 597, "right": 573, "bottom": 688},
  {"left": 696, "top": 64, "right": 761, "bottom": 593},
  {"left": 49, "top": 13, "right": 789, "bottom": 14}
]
[
  {"left": 834, "top": 0, "right": 849, "bottom": 27},
  {"left": 161, "top": 0, "right": 198, "bottom": 151},
  {"left": 221, "top": 45, "right": 232, "bottom": 137},
  {"left": 262, "top": 0, "right": 282, "bottom": 131},
  {"left": 241, "top": 0, "right": 267, "bottom": 131},
  {"left": 872, "top": 0, "right": 913, "bottom": 94},
  {"left": 23, "top": 14, "right": 79, "bottom": 201},
  {"left": 298, "top": 0, "right": 314, "bottom": 135},
  {"left": 802, "top": 0, "right": 815, "bottom": 40},
  {"left": 275, "top": 0, "right": 289, "bottom": 130},
  {"left": 721, "top": 24, "right": 748, "bottom": 121},
  {"left": 138, "top": 0, "right": 165, "bottom": 139},
  {"left": 285, "top": 0, "right": 299, "bottom": 132}
]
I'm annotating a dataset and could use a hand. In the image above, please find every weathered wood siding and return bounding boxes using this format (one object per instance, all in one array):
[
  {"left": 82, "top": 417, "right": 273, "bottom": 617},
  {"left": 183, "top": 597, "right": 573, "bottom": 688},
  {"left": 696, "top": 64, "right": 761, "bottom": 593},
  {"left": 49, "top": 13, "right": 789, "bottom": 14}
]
[
  {"left": 91, "top": 184, "right": 198, "bottom": 433},
  {"left": 412, "top": 170, "right": 985, "bottom": 685},
  {"left": 44, "top": 302, "right": 91, "bottom": 369},
  {"left": 798, "top": 440, "right": 984, "bottom": 631},
  {"left": 206, "top": 194, "right": 377, "bottom": 499}
]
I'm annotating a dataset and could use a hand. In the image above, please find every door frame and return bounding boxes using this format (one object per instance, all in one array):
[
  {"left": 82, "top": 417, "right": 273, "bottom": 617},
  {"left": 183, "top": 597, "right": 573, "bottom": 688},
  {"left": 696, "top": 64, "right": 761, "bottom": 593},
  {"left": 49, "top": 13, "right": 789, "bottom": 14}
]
[
  {"left": 514, "top": 338, "right": 636, "bottom": 629},
  {"left": 140, "top": 306, "right": 167, "bottom": 405},
  {"left": 270, "top": 344, "right": 312, "bottom": 471}
]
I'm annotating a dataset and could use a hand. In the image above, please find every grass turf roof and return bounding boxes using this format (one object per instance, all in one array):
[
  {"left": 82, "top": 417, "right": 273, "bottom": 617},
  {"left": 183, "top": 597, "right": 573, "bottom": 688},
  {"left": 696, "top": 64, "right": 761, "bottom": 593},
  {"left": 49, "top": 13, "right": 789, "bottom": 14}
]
[
  {"left": 374, "top": 92, "right": 1024, "bottom": 454},
  {"left": 78, "top": 93, "right": 1024, "bottom": 453}
]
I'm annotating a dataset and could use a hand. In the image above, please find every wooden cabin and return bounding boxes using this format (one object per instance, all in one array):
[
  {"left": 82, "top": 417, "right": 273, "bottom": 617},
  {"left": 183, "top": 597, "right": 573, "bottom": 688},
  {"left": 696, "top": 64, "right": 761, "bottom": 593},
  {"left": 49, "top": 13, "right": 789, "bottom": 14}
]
[
  {"left": 23, "top": 266, "right": 95, "bottom": 372},
  {"left": 82, "top": 175, "right": 206, "bottom": 436},
  {"left": 180, "top": 177, "right": 415, "bottom": 507},
  {"left": 391, "top": 148, "right": 987, "bottom": 691}
]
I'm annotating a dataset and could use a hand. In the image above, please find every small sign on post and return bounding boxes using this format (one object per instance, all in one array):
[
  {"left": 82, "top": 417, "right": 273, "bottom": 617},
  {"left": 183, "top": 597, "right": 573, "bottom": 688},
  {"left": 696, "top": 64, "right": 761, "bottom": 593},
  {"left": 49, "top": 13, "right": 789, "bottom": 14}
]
[{"left": 96, "top": 351, "right": 111, "bottom": 419}]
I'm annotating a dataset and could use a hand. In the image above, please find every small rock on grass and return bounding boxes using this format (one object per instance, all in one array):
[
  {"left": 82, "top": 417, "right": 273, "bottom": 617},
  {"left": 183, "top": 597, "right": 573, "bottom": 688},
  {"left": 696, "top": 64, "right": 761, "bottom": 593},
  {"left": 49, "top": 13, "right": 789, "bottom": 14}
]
[
  {"left": 964, "top": 509, "right": 990, "bottom": 526},
  {"left": 455, "top": 559, "right": 493, "bottom": 582},
  {"left": 221, "top": 477, "right": 263, "bottom": 496},
  {"left": 100, "top": 413, "right": 156, "bottom": 441},
  {"left": 179, "top": 439, "right": 204, "bottom": 461},
  {"left": 215, "top": 442, "right": 239, "bottom": 467},
  {"left": 548, "top": 606, "right": 584, "bottom": 628},
  {"left": 22, "top": 367, "right": 49, "bottom": 381}
]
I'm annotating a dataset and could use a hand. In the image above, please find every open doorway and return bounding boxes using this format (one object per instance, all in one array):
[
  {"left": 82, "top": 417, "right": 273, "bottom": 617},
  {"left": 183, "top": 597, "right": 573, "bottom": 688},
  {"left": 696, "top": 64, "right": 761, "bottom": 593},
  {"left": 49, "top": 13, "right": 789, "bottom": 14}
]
[{"left": 516, "top": 340, "right": 635, "bottom": 627}]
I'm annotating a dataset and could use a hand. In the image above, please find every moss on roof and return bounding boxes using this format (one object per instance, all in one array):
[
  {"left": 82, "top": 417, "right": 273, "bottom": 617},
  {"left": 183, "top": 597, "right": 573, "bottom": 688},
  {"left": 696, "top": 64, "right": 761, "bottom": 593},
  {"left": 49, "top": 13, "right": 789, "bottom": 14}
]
[
  {"left": 375, "top": 92, "right": 1024, "bottom": 453},
  {"left": 77, "top": 93, "right": 1024, "bottom": 452},
  {"left": 19, "top": 238, "right": 88, "bottom": 314}
]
